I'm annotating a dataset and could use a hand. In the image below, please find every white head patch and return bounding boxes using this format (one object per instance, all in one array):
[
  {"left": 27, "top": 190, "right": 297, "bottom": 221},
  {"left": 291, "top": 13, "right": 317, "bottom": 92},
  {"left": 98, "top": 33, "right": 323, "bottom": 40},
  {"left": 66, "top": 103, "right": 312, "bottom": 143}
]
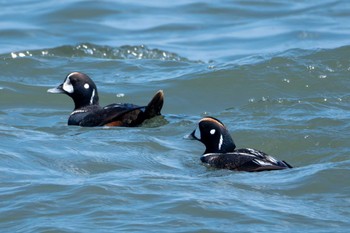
[
  {"left": 194, "top": 126, "right": 201, "bottom": 140},
  {"left": 210, "top": 129, "right": 216, "bottom": 135},
  {"left": 218, "top": 134, "right": 223, "bottom": 150},
  {"left": 63, "top": 77, "right": 74, "bottom": 93},
  {"left": 90, "top": 89, "right": 95, "bottom": 104},
  {"left": 84, "top": 83, "right": 90, "bottom": 89}
]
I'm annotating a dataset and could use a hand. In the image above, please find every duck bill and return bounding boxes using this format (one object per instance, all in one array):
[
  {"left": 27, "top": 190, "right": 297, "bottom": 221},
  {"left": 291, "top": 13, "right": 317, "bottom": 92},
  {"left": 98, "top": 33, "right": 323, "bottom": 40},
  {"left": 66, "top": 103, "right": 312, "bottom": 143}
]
[
  {"left": 47, "top": 83, "right": 65, "bottom": 94},
  {"left": 184, "top": 130, "right": 197, "bottom": 140}
]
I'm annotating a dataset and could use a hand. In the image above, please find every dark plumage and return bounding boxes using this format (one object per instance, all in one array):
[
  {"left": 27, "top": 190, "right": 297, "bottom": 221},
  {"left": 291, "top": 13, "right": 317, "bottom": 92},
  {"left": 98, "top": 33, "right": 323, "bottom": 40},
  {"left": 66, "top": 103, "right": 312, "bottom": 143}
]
[
  {"left": 190, "top": 117, "right": 292, "bottom": 172},
  {"left": 48, "top": 72, "right": 164, "bottom": 127}
]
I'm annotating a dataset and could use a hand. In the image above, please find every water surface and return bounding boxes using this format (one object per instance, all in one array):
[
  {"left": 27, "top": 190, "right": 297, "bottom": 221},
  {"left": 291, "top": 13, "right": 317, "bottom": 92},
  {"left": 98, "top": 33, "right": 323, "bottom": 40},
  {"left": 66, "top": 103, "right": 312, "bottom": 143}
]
[{"left": 1, "top": 1, "right": 350, "bottom": 232}]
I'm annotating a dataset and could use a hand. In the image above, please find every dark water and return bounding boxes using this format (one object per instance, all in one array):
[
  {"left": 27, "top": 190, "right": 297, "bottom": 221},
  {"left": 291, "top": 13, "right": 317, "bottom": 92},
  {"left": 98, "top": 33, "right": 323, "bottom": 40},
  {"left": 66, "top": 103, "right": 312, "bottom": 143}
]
[{"left": 1, "top": 1, "right": 350, "bottom": 232}]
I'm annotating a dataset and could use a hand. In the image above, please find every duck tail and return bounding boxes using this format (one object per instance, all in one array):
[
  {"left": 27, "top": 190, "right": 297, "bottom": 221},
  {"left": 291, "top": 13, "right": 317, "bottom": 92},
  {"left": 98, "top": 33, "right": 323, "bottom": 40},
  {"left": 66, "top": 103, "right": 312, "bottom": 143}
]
[
  {"left": 144, "top": 90, "right": 164, "bottom": 118},
  {"left": 282, "top": 160, "right": 293, "bottom": 168}
]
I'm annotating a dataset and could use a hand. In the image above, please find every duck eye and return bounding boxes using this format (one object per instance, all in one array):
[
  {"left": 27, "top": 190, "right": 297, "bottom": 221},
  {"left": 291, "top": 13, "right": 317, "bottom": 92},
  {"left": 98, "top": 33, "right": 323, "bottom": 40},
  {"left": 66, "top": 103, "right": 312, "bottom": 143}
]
[{"left": 210, "top": 129, "right": 216, "bottom": 135}]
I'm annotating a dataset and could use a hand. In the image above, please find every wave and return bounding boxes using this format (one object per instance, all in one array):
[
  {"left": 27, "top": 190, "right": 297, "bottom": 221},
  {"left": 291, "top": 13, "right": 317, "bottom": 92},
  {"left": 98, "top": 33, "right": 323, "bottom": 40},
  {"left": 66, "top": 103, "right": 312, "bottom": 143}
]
[{"left": 1, "top": 43, "right": 200, "bottom": 63}]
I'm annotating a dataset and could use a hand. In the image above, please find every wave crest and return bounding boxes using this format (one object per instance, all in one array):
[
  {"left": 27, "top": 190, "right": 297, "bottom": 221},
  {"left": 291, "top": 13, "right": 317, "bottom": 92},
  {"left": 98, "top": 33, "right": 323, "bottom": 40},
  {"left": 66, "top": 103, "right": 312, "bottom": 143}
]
[{"left": 4, "top": 43, "right": 194, "bottom": 62}]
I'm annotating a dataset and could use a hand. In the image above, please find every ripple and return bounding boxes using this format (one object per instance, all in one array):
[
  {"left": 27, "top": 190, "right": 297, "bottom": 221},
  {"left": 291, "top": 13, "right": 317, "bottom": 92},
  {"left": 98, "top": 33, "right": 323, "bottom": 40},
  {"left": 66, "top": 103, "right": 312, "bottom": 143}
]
[
  {"left": 1, "top": 1, "right": 350, "bottom": 232},
  {"left": 2, "top": 43, "right": 199, "bottom": 62}
]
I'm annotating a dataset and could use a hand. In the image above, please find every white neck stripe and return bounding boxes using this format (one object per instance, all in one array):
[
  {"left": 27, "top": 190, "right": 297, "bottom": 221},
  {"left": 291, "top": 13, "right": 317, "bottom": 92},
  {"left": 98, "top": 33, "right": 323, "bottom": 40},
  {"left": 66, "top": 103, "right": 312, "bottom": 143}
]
[
  {"left": 218, "top": 134, "right": 223, "bottom": 150},
  {"left": 70, "top": 109, "right": 87, "bottom": 115},
  {"left": 90, "top": 89, "right": 95, "bottom": 105}
]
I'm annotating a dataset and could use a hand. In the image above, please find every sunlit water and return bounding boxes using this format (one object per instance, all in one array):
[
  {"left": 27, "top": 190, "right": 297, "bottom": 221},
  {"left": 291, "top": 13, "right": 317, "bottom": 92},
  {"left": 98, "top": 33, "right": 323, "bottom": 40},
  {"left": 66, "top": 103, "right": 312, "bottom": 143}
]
[{"left": 1, "top": 1, "right": 350, "bottom": 232}]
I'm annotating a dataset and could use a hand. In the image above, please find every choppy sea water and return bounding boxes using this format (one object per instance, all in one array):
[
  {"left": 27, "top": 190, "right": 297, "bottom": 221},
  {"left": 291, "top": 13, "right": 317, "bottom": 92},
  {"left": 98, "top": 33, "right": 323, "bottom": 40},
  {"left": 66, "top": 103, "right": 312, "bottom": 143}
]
[{"left": 1, "top": 1, "right": 350, "bottom": 232}]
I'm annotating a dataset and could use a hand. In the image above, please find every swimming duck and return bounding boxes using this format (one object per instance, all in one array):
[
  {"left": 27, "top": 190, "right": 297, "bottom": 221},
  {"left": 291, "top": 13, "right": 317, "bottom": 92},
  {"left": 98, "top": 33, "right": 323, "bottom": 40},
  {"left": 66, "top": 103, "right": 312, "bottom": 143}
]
[
  {"left": 48, "top": 72, "right": 164, "bottom": 127},
  {"left": 189, "top": 117, "right": 292, "bottom": 172}
]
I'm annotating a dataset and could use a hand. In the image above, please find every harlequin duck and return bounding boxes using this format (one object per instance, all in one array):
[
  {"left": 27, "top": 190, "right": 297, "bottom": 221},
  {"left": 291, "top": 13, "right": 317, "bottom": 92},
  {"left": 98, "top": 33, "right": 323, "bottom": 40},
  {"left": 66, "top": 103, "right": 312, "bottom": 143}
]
[
  {"left": 48, "top": 72, "right": 164, "bottom": 127},
  {"left": 189, "top": 117, "right": 292, "bottom": 172}
]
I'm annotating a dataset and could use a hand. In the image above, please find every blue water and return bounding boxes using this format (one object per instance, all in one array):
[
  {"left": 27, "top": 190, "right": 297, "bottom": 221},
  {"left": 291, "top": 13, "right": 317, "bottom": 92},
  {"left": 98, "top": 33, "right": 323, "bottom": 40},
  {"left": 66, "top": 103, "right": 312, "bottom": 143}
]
[{"left": 1, "top": 1, "right": 350, "bottom": 232}]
